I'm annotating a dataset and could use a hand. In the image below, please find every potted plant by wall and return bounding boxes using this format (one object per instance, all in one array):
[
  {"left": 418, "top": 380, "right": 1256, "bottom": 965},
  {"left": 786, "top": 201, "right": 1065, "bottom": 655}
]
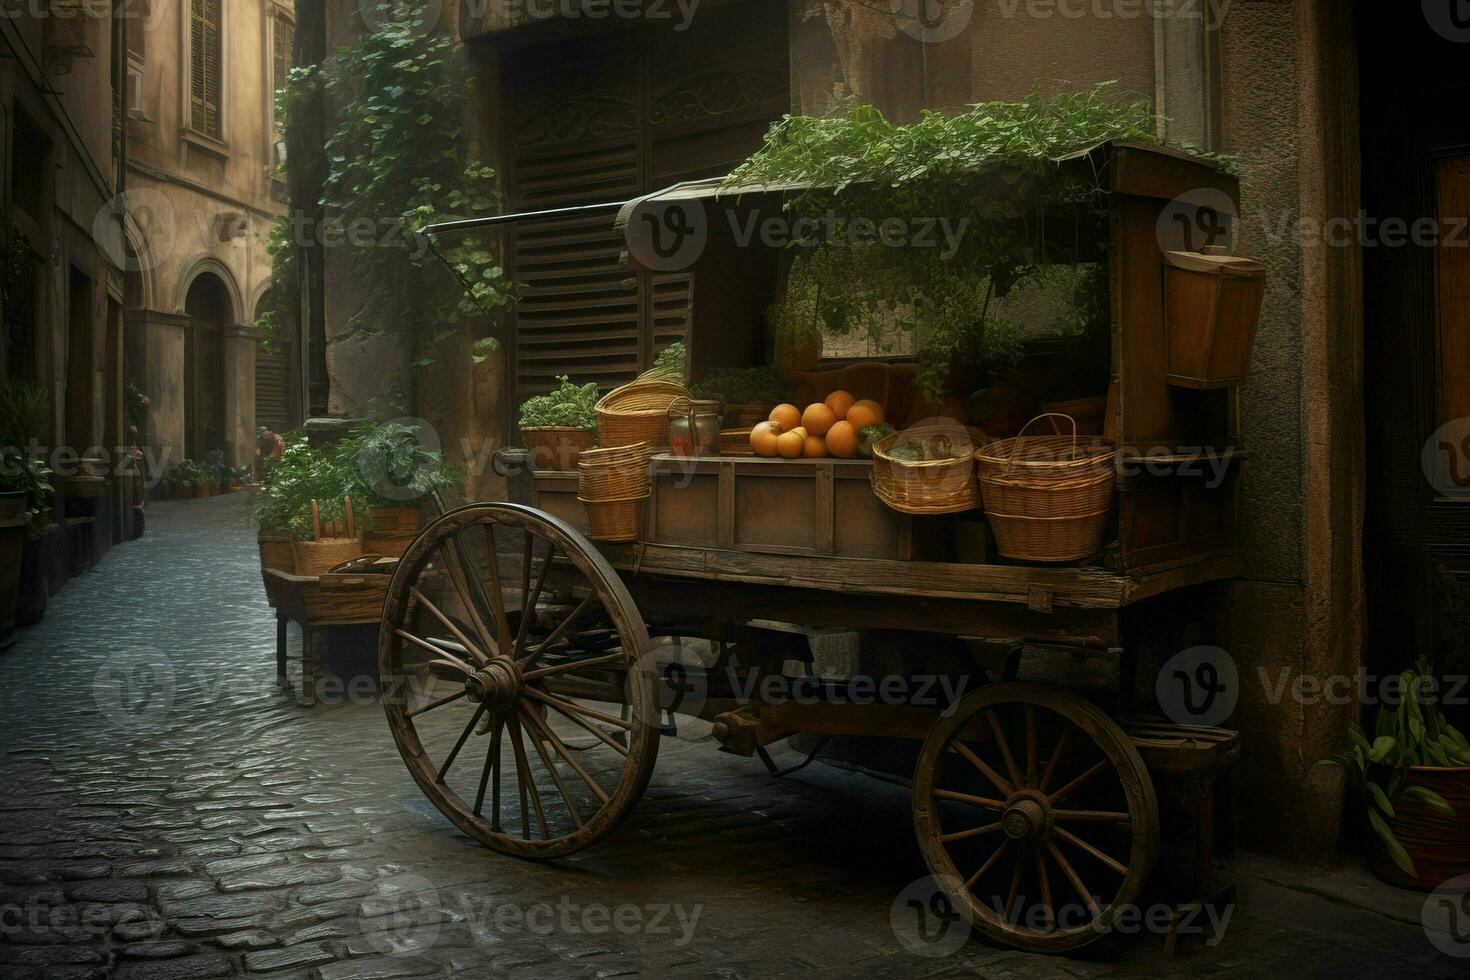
[
  {"left": 0, "top": 381, "right": 55, "bottom": 642},
  {"left": 1326, "top": 659, "right": 1470, "bottom": 888},
  {"left": 517, "top": 375, "right": 599, "bottom": 472},
  {"left": 691, "top": 366, "right": 789, "bottom": 429},
  {"left": 252, "top": 435, "right": 351, "bottom": 575}
]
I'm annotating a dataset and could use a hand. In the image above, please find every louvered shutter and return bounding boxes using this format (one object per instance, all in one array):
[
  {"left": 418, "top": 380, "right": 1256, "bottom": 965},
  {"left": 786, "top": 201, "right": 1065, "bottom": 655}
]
[
  {"left": 191, "top": 0, "right": 222, "bottom": 138},
  {"left": 255, "top": 351, "right": 291, "bottom": 431},
  {"left": 273, "top": 17, "right": 292, "bottom": 95}
]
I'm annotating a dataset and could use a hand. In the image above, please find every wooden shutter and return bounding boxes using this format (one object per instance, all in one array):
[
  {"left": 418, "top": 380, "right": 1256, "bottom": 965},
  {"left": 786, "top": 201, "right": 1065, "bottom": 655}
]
[
  {"left": 273, "top": 16, "right": 292, "bottom": 95},
  {"left": 256, "top": 351, "right": 291, "bottom": 431},
  {"left": 190, "top": 0, "right": 222, "bottom": 138}
]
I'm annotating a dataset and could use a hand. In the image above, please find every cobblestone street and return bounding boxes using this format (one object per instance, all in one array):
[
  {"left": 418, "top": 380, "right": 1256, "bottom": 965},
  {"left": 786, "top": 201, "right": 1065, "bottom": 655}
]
[{"left": 0, "top": 494, "right": 1465, "bottom": 978}]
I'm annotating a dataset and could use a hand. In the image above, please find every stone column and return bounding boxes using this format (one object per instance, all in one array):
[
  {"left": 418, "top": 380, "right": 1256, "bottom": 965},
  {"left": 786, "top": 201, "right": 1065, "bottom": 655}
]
[
  {"left": 124, "top": 310, "right": 190, "bottom": 478},
  {"left": 223, "top": 325, "right": 259, "bottom": 469}
]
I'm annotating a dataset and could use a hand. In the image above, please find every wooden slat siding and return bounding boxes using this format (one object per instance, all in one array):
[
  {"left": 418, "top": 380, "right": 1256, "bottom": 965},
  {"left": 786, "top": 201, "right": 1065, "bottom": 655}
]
[
  {"left": 191, "top": 0, "right": 222, "bottom": 138},
  {"left": 256, "top": 351, "right": 291, "bottom": 432}
]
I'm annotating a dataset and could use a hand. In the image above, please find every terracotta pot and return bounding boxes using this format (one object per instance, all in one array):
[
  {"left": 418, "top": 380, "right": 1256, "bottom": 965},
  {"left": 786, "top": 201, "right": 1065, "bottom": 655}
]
[
  {"left": 522, "top": 427, "right": 596, "bottom": 472},
  {"left": 1371, "top": 766, "right": 1470, "bottom": 889}
]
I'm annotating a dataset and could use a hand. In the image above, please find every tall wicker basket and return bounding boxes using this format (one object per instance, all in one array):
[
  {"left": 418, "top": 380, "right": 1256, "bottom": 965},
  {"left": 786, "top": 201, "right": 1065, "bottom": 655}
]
[
  {"left": 975, "top": 415, "right": 1116, "bottom": 563},
  {"left": 595, "top": 379, "right": 689, "bottom": 450},
  {"left": 578, "top": 442, "right": 654, "bottom": 542},
  {"left": 293, "top": 498, "right": 365, "bottom": 576},
  {"left": 871, "top": 422, "right": 989, "bottom": 515}
]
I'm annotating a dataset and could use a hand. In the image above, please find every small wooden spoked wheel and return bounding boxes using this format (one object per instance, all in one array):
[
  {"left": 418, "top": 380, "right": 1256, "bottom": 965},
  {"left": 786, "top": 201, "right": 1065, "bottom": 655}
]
[
  {"left": 912, "top": 684, "right": 1158, "bottom": 953},
  {"left": 380, "top": 503, "right": 660, "bottom": 858}
]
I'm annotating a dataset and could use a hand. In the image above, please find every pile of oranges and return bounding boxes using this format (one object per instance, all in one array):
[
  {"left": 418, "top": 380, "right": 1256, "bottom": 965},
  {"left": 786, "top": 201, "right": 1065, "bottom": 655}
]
[{"left": 749, "top": 391, "right": 886, "bottom": 459}]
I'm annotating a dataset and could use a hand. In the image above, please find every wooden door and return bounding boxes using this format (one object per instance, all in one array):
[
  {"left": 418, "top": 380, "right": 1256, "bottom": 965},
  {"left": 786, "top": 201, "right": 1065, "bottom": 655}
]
[{"left": 1359, "top": 5, "right": 1470, "bottom": 703}]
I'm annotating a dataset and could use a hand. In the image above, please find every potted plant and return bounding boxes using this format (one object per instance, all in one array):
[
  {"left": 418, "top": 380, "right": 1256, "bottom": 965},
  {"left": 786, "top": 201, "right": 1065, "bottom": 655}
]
[
  {"left": 517, "top": 375, "right": 599, "bottom": 472},
  {"left": 252, "top": 435, "right": 352, "bottom": 574},
  {"left": 327, "top": 420, "right": 457, "bottom": 556},
  {"left": 0, "top": 381, "right": 55, "bottom": 642},
  {"left": 690, "top": 366, "right": 789, "bottom": 428},
  {"left": 1326, "top": 659, "right": 1470, "bottom": 888},
  {"left": 204, "top": 449, "right": 228, "bottom": 495}
]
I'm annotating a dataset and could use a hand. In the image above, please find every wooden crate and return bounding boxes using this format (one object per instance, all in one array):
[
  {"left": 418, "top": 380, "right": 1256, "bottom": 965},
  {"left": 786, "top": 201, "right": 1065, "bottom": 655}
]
[
  {"left": 647, "top": 455, "right": 950, "bottom": 561},
  {"left": 532, "top": 471, "right": 591, "bottom": 535}
]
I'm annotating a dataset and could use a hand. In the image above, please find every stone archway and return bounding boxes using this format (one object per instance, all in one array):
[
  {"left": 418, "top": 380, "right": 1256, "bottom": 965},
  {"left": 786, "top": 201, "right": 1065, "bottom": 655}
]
[{"left": 183, "top": 272, "right": 233, "bottom": 460}]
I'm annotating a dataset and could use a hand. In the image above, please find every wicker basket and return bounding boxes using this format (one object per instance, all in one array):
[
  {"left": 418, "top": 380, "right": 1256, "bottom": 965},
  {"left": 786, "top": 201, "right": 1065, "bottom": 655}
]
[
  {"left": 596, "top": 379, "right": 689, "bottom": 450},
  {"left": 871, "top": 422, "right": 989, "bottom": 515},
  {"left": 522, "top": 426, "right": 597, "bottom": 472},
  {"left": 975, "top": 414, "right": 1116, "bottom": 563},
  {"left": 577, "top": 494, "right": 649, "bottom": 542},
  {"left": 578, "top": 442, "right": 655, "bottom": 500},
  {"left": 293, "top": 498, "right": 366, "bottom": 576}
]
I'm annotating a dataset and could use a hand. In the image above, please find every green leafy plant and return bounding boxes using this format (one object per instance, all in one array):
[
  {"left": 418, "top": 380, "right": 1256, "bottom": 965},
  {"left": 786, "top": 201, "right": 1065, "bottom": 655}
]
[
  {"left": 164, "top": 459, "right": 208, "bottom": 490},
  {"left": 690, "top": 366, "right": 788, "bottom": 406},
  {"left": 725, "top": 84, "right": 1234, "bottom": 397},
  {"left": 518, "top": 376, "right": 599, "bottom": 431},
  {"left": 332, "top": 419, "right": 459, "bottom": 509},
  {"left": 0, "top": 381, "right": 54, "bottom": 536},
  {"left": 318, "top": 7, "right": 514, "bottom": 364},
  {"left": 252, "top": 436, "right": 354, "bottom": 539},
  {"left": 1325, "top": 659, "right": 1468, "bottom": 877},
  {"left": 649, "top": 341, "right": 687, "bottom": 381}
]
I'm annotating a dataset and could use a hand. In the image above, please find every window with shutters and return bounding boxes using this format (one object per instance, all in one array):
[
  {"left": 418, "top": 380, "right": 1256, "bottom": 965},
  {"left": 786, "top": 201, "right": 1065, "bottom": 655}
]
[
  {"left": 270, "top": 13, "right": 293, "bottom": 170},
  {"left": 189, "top": 0, "right": 223, "bottom": 139}
]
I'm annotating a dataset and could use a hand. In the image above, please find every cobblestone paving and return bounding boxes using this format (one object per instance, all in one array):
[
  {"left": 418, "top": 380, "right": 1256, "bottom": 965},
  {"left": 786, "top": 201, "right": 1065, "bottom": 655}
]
[{"left": 1, "top": 494, "right": 1466, "bottom": 978}]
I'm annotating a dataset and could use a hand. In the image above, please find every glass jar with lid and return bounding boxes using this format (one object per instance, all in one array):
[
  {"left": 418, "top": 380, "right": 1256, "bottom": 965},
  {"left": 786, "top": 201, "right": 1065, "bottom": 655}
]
[{"left": 667, "top": 398, "right": 722, "bottom": 458}]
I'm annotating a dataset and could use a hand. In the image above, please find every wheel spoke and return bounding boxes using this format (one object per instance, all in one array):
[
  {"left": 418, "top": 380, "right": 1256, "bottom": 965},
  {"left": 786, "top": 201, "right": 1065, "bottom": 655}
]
[
  {"left": 537, "top": 698, "right": 631, "bottom": 756},
  {"left": 481, "top": 524, "right": 516, "bottom": 652},
  {"left": 507, "top": 713, "right": 547, "bottom": 840},
  {"left": 407, "top": 688, "right": 467, "bottom": 719},
  {"left": 519, "top": 594, "right": 598, "bottom": 672},
  {"left": 1048, "top": 759, "right": 1109, "bottom": 807},
  {"left": 1053, "top": 826, "right": 1128, "bottom": 875},
  {"left": 436, "top": 703, "right": 488, "bottom": 782},
  {"left": 474, "top": 715, "right": 504, "bottom": 830},
  {"left": 514, "top": 541, "right": 556, "bottom": 657},
  {"left": 939, "top": 821, "right": 1004, "bottom": 844},
  {"left": 1004, "top": 850, "right": 1023, "bottom": 924},
  {"left": 1038, "top": 726, "right": 1072, "bottom": 795},
  {"left": 521, "top": 707, "right": 610, "bottom": 805},
  {"left": 950, "top": 739, "right": 1014, "bottom": 797},
  {"left": 437, "top": 543, "right": 499, "bottom": 660},
  {"left": 522, "top": 652, "right": 627, "bottom": 682},
  {"left": 411, "top": 583, "right": 491, "bottom": 665},
  {"left": 932, "top": 788, "right": 1006, "bottom": 809},
  {"left": 519, "top": 705, "right": 584, "bottom": 830},
  {"left": 963, "top": 838, "right": 1012, "bottom": 891},
  {"left": 1051, "top": 809, "right": 1130, "bottom": 822},
  {"left": 523, "top": 687, "right": 634, "bottom": 731},
  {"left": 1025, "top": 705, "right": 1037, "bottom": 787},
  {"left": 1046, "top": 839, "right": 1101, "bottom": 917},
  {"left": 519, "top": 529, "right": 533, "bottom": 618},
  {"left": 396, "top": 628, "right": 478, "bottom": 674},
  {"left": 986, "top": 710, "right": 1024, "bottom": 790},
  {"left": 1035, "top": 847, "right": 1054, "bottom": 932}
]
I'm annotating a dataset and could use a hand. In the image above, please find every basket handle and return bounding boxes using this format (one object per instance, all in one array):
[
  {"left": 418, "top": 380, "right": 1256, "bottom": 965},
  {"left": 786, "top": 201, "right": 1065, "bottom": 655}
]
[
  {"left": 1007, "top": 413, "right": 1080, "bottom": 467},
  {"left": 310, "top": 499, "right": 322, "bottom": 541},
  {"left": 344, "top": 496, "right": 355, "bottom": 539}
]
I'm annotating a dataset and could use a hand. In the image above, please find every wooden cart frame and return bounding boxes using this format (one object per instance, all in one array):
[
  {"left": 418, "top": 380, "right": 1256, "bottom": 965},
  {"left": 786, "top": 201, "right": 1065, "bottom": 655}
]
[{"left": 379, "top": 141, "right": 1248, "bottom": 953}]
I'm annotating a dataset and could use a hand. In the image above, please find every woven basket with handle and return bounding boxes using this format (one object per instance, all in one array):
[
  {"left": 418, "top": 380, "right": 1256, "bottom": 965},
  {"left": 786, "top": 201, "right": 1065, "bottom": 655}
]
[
  {"left": 871, "top": 422, "right": 990, "bottom": 515},
  {"left": 975, "top": 414, "right": 1116, "bottom": 563},
  {"left": 595, "top": 379, "right": 689, "bottom": 449},
  {"left": 293, "top": 497, "right": 366, "bottom": 576}
]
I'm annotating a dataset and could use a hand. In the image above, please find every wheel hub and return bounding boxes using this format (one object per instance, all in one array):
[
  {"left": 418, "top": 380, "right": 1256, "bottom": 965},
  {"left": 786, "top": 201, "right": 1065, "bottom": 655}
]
[
  {"left": 1001, "top": 796, "right": 1049, "bottom": 842},
  {"left": 465, "top": 658, "right": 522, "bottom": 712}
]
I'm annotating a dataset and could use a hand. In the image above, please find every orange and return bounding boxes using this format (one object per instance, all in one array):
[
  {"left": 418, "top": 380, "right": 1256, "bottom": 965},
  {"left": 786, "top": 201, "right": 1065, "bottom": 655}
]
[
  {"left": 801, "top": 403, "right": 837, "bottom": 437},
  {"left": 776, "top": 430, "right": 805, "bottom": 459},
  {"left": 803, "top": 435, "right": 829, "bottom": 458},
  {"left": 769, "top": 403, "right": 802, "bottom": 431},
  {"left": 749, "top": 421, "right": 781, "bottom": 457},
  {"left": 825, "top": 421, "right": 858, "bottom": 458},
  {"left": 847, "top": 399, "right": 885, "bottom": 432},
  {"left": 824, "top": 390, "right": 856, "bottom": 420}
]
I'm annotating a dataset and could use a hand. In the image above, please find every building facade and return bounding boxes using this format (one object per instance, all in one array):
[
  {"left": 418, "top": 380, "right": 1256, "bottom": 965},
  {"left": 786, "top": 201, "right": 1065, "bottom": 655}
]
[
  {"left": 307, "top": 1, "right": 1467, "bottom": 863},
  {"left": 122, "top": 0, "right": 299, "bottom": 474}
]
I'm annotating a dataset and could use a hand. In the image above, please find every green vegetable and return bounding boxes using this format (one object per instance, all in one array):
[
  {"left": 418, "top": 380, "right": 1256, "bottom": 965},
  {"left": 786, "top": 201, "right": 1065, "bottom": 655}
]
[
  {"left": 887, "top": 441, "right": 925, "bottom": 461},
  {"left": 858, "top": 423, "right": 895, "bottom": 459},
  {"left": 649, "top": 342, "right": 687, "bottom": 380},
  {"left": 517, "top": 376, "right": 599, "bottom": 431},
  {"left": 689, "top": 366, "right": 788, "bottom": 407}
]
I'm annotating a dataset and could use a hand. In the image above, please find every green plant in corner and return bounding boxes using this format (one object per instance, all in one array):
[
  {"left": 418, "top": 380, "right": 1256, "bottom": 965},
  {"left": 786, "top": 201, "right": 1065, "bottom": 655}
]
[
  {"left": 690, "top": 366, "right": 788, "bottom": 407},
  {"left": 332, "top": 420, "right": 459, "bottom": 511},
  {"left": 518, "top": 376, "right": 599, "bottom": 432},
  {"left": 1325, "top": 658, "right": 1468, "bottom": 877}
]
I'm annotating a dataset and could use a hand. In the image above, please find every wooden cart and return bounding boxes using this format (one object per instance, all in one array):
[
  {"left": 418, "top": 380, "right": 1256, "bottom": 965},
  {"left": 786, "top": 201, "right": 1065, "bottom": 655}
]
[{"left": 383, "top": 141, "right": 1250, "bottom": 952}]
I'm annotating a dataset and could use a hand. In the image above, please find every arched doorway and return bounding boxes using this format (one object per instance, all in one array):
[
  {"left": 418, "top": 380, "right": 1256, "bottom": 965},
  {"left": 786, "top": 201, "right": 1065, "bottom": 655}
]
[{"left": 183, "top": 273, "right": 232, "bottom": 460}]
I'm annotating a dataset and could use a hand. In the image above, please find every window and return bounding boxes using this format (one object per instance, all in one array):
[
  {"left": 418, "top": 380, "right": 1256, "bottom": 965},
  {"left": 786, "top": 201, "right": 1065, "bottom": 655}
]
[
  {"left": 190, "top": 0, "right": 223, "bottom": 139},
  {"left": 271, "top": 13, "right": 294, "bottom": 167},
  {"left": 11, "top": 108, "right": 48, "bottom": 221}
]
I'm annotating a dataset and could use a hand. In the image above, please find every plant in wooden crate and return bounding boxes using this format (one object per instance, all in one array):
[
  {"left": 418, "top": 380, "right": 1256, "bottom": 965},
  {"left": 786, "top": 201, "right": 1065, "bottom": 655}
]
[
  {"left": 1326, "top": 659, "right": 1470, "bottom": 887},
  {"left": 252, "top": 436, "right": 353, "bottom": 574},
  {"left": 333, "top": 420, "right": 458, "bottom": 556},
  {"left": 0, "top": 381, "right": 55, "bottom": 642},
  {"left": 726, "top": 84, "right": 1237, "bottom": 400},
  {"left": 690, "top": 366, "right": 788, "bottom": 428},
  {"left": 517, "top": 375, "right": 599, "bottom": 472}
]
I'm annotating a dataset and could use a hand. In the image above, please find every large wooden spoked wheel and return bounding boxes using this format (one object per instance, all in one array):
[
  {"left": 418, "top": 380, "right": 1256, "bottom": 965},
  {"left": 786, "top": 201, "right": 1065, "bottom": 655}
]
[
  {"left": 912, "top": 684, "right": 1158, "bottom": 953},
  {"left": 380, "top": 503, "right": 660, "bottom": 858}
]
